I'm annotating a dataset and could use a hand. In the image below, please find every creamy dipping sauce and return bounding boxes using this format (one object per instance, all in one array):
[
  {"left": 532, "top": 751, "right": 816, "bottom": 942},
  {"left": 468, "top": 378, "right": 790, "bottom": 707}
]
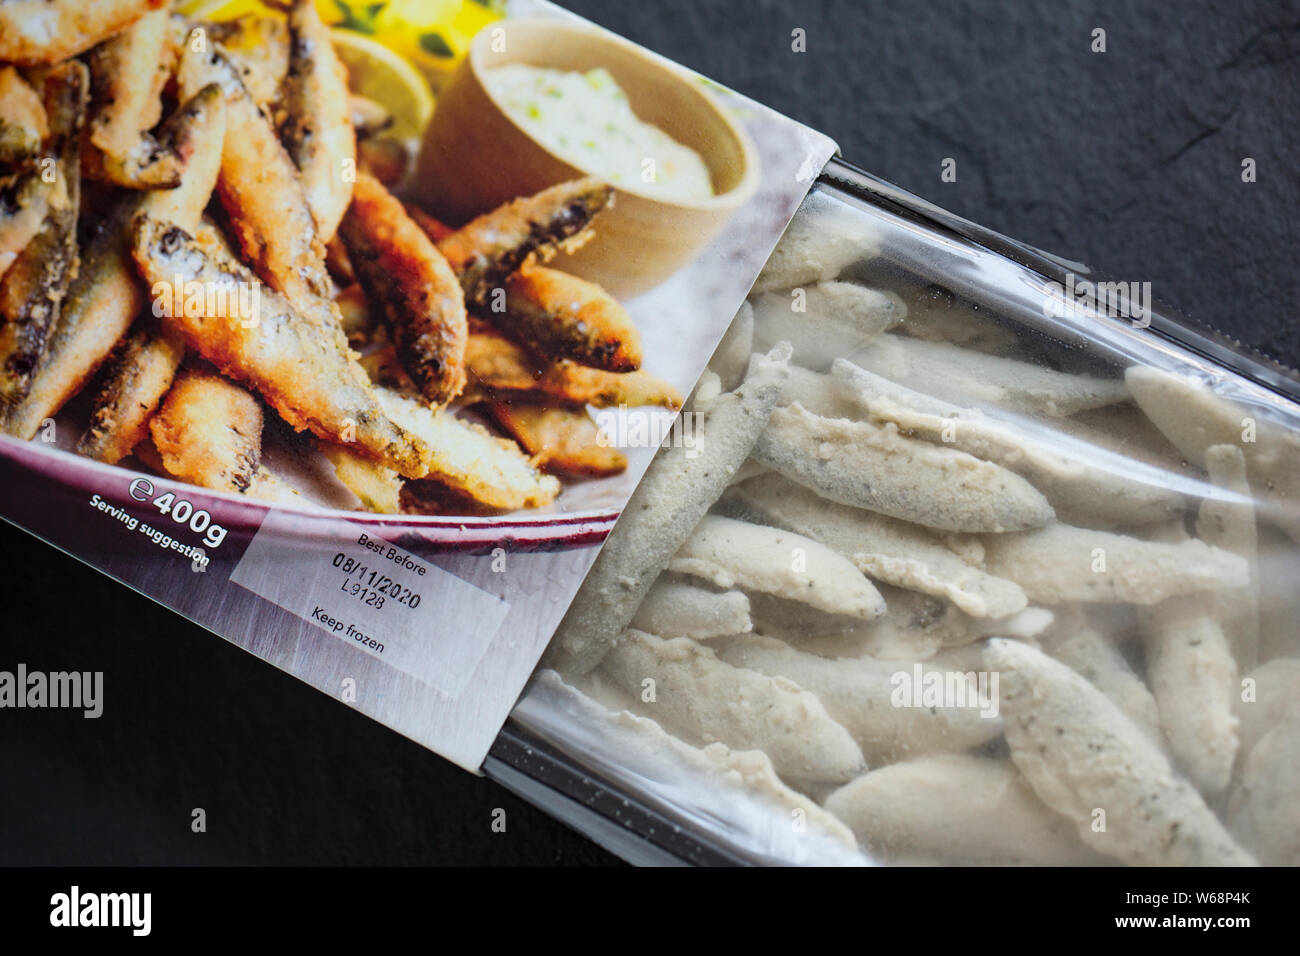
[{"left": 484, "top": 64, "right": 716, "bottom": 202}]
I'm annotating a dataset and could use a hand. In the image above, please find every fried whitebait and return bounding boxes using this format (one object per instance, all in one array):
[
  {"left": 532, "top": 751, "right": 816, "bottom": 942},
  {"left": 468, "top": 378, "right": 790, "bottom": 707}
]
[
  {"left": 338, "top": 172, "right": 467, "bottom": 405},
  {"left": 6, "top": 84, "right": 225, "bottom": 439},
  {"left": 437, "top": 178, "right": 613, "bottom": 308}
]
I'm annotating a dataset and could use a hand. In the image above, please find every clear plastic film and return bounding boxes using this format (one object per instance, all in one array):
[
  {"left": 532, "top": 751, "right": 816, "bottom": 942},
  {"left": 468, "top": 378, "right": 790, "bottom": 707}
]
[{"left": 503, "top": 169, "right": 1300, "bottom": 866}]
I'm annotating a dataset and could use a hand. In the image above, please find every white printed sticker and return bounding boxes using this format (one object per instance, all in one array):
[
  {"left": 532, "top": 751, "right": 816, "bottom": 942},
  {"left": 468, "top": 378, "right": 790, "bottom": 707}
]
[{"left": 230, "top": 510, "right": 509, "bottom": 698}]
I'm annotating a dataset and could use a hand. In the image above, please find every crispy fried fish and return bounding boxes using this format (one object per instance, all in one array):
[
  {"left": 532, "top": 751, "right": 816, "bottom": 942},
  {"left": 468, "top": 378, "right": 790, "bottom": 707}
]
[
  {"left": 83, "top": 7, "right": 181, "bottom": 189},
  {"left": 278, "top": 0, "right": 355, "bottom": 242},
  {"left": 176, "top": 43, "right": 344, "bottom": 349},
  {"left": 6, "top": 84, "right": 225, "bottom": 440},
  {"left": 338, "top": 172, "right": 467, "bottom": 405},
  {"left": 437, "top": 178, "right": 613, "bottom": 308},
  {"left": 76, "top": 324, "right": 184, "bottom": 464},
  {"left": 405, "top": 203, "right": 452, "bottom": 242},
  {"left": 131, "top": 215, "right": 434, "bottom": 480},
  {"left": 495, "top": 265, "right": 641, "bottom": 372},
  {"left": 0, "top": 66, "right": 47, "bottom": 162},
  {"left": 318, "top": 441, "right": 403, "bottom": 513},
  {"left": 149, "top": 367, "right": 263, "bottom": 493},
  {"left": 0, "top": 0, "right": 166, "bottom": 66},
  {"left": 375, "top": 388, "right": 559, "bottom": 510},
  {"left": 0, "top": 165, "right": 56, "bottom": 277},
  {"left": 465, "top": 327, "right": 680, "bottom": 409},
  {"left": 484, "top": 399, "right": 627, "bottom": 477},
  {"left": 357, "top": 345, "right": 419, "bottom": 397},
  {"left": 204, "top": 15, "right": 290, "bottom": 109},
  {"left": 0, "top": 62, "right": 86, "bottom": 412}
]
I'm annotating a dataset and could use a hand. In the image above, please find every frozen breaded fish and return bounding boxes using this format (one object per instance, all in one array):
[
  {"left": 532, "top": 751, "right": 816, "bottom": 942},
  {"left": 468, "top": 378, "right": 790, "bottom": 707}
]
[
  {"left": 1143, "top": 594, "right": 1240, "bottom": 796},
  {"left": 752, "top": 189, "right": 881, "bottom": 292},
  {"left": 824, "top": 755, "right": 1103, "bottom": 865},
  {"left": 779, "top": 365, "right": 860, "bottom": 419},
  {"left": 0, "top": 0, "right": 166, "bottom": 66},
  {"left": 832, "top": 359, "right": 1186, "bottom": 527},
  {"left": 669, "top": 515, "right": 886, "bottom": 620},
  {"left": 1197, "top": 444, "right": 1260, "bottom": 668},
  {"left": 550, "top": 346, "right": 790, "bottom": 674},
  {"left": 727, "top": 458, "right": 767, "bottom": 487},
  {"left": 754, "top": 402, "right": 1055, "bottom": 533},
  {"left": 727, "top": 472, "right": 1028, "bottom": 618},
  {"left": 689, "top": 368, "right": 722, "bottom": 411},
  {"left": 7, "top": 84, "right": 225, "bottom": 440},
  {"left": 893, "top": 285, "right": 1020, "bottom": 354},
  {"left": 1226, "top": 716, "right": 1300, "bottom": 866},
  {"left": 149, "top": 368, "right": 263, "bottom": 493},
  {"left": 532, "top": 669, "right": 861, "bottom": 859},
  {"left": 747, "top": 588, "right": 943, "bottom": 662},
  {"left": 1127, "top": 366, "right": 1300, "bottom": 540},
  {"left": 1235, "top": 658, "right": 1300, "bottom": 757},
  {"left": 754, "top": 585, "right": 1049, "bottom": 662},
  {"left": 1257, "top": 525, "right": 1300, "bottom": 662},
  {"left": 1042, "top": 623, "right": 1163, "bottom": 745},
  {"left": 631, "top": 578, "right": 752, "bottom": 641},
  {"left": 854, "top": 334, "right": 1129, "bottom": 417},
  {"left": 600, "top": 630, "right": 865, "bottom": 784},
  {"left": 751, "top": 281, "right": 904, "bottom": 369},
  {"left": 707, "top": 301, "right": 753, "bottom": 391},
  {"left": 986, "top": 638, "right": 1256, "bottom": 866},
  {"left": 1198, "top": 445, "right": 1258, "bottom": 556},
  {"left": 982, "top": 522, "right": 1249, "bottom": 604},
  {"left": 76, "top": 326, "right": 184, "bottom": 465},
  {"left": 719, "top": 634, "right": 1003, "bottom": 764}
]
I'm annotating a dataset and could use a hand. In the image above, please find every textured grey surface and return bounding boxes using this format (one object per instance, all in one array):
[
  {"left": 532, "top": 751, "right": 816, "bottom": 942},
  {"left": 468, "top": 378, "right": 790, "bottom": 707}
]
[
  {"left": 567, "top": 0, "right": 1300, "bottom": 364},
  {"left": 2, "top": 0, "right": 1296, "bottom": 865}
]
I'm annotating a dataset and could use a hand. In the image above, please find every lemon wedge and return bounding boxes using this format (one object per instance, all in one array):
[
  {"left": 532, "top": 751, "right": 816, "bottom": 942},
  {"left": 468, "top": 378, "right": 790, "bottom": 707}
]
[{"left": 330, "top": 28, "right": 435, "bottom": 141}]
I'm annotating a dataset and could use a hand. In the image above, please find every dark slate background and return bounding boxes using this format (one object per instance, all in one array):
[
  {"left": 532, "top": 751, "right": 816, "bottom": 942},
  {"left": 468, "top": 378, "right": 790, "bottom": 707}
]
[{"left": 1, "top": 0, "right": 1296, "bottom": 866}]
